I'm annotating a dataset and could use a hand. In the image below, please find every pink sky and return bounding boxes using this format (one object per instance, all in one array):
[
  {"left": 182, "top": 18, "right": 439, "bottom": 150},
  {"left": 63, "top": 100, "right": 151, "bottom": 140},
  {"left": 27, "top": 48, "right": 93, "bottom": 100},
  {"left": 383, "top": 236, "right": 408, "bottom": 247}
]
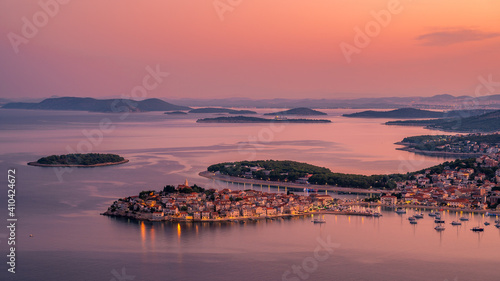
[{"left": 1, "top": 0, "right": 499, "bottom": 100}]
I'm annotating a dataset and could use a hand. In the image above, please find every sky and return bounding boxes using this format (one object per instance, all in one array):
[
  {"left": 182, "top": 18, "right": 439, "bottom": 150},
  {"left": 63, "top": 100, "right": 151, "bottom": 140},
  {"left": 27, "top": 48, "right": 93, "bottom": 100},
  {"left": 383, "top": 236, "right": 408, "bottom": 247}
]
[{"left": 1, "top": 0, "right": 499, "bottom": 100}]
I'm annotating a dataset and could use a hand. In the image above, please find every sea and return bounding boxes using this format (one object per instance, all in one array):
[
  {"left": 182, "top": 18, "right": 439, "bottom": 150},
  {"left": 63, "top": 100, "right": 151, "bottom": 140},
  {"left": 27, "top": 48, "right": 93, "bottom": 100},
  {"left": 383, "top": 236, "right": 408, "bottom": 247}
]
[{"left": 0, "top": 108, "right": 498, "bottom": 281}]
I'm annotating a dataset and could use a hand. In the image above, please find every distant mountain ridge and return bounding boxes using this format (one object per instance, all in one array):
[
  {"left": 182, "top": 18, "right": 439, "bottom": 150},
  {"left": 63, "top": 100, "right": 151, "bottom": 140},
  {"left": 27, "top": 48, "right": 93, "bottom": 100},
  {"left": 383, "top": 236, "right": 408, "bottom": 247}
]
[
  {"left": 264, "top": 107, "right": 327, "bottom": 116},
  {"left": 2, "top": 97, "right": 190, "bottom": 112},
  {"left": 165, "top": 94, "right": 500, "bottom": 109}
]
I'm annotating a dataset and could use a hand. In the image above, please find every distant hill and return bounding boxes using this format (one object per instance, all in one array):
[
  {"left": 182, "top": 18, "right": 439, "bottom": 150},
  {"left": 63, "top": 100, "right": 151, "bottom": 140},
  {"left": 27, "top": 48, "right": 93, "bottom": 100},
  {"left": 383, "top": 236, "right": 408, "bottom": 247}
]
[
  {"left": 343, "top": 108, "right": 494, "bottom": 119},
  {"left": 2, "top": 97, "right": 190, "bottom": 112},
  {"left": 263, "top": 107, "right": 327, "bottom": 116},
  {"left": 189, "top": 108, "right": 256, "bottom": 114},
  {"left": 196, "top": 116, "right": 331, "bottom": 123},
  {"left": 387, "top": 110, "right": 500, "bottom": 132}
]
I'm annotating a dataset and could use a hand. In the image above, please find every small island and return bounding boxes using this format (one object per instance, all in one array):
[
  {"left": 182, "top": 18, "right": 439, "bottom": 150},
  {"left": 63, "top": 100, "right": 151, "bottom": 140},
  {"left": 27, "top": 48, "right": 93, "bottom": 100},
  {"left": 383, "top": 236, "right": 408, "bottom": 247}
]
[
  {"left": 165, "top": 111, "right": 188, "bottom": 115},
  {"left": 196, "top": 116, "right": 331, "bottom": 123},
  {"left": 28, "top": 153, "right": 129, "bottom": 167},
  {"left": 189, "top": 108, "right": 257, "bottom": 114},
  {"left": 263, "top": 107, "right": 327, "bottom": 116}
]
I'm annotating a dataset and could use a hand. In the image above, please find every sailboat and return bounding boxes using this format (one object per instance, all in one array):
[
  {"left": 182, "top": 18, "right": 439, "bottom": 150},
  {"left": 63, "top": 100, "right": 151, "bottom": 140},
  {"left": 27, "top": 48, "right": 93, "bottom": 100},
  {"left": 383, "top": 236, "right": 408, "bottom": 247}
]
[{"left": 312, "top": 215, "right": 326, "bottom": 223}]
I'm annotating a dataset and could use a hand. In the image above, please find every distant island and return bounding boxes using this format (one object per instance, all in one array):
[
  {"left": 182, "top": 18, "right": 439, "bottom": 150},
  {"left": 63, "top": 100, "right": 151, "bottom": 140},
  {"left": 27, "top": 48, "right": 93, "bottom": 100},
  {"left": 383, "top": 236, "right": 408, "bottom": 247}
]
[
  {"left": 2, "top": 97, "right": 190, "bottom": 112},
  {"left": 165, "top": 111, "right": 188, "bottom": 115},
  {"left": 396, "top": 133, "right": 500, "bottom": 157},
  {"left": 264, "top": 107, "right": 327, "bottom": 116},
  {"left": 189, "top": 108, "right": 257, "bottom": 114},
  {"left": 196, "top": 116, "right": 331, "bottom": 123},
  {"left": 28, "top": 153, "right": 129, "bottom": 167},
  {"left": 387, "top": 110, "right": 500, "bottom": 132},
  {"left": 343, "top": 108, "right": 494, "bottom": 119}
]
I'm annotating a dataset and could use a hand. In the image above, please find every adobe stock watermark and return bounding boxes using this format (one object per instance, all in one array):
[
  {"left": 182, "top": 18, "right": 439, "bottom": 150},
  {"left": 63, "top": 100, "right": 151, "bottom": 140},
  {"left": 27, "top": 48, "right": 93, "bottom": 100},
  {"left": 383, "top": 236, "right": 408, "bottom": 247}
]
[
  {"left": 110, "top": 267, "right": 135, "bottom": 281},
  {"left": 237, "top": 120, "right": 286, "bottom": 161},
  {"left": 340, "top": 0, "right": 404, "bottom": 63},
  {"left": 213, "top": 0, "right": 243, "bottom": 21},
  {"left": 282, "top": 236, "right": 340, "bottom": 281},
  {"left": 442, "top": 74, "right": 500, "bottom": 130},
  {"left": 54, "top": 65, "right": 169, "bottom": 182},
  {"left": 7, "top": 0, "right": 71, "bottom": 54}
]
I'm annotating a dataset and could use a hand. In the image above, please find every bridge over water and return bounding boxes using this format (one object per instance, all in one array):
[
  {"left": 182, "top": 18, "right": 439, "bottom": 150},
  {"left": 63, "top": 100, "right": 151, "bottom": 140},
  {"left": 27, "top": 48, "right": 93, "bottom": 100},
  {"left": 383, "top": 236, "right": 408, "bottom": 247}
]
[{"left": 199, "top": 171, "right": 399, "bottom": 195}]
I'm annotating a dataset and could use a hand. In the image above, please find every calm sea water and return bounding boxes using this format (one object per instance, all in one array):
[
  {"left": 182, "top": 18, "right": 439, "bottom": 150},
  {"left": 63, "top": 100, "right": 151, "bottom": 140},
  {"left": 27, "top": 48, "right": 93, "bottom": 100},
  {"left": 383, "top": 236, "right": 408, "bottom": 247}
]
[{"left": 0, "top": 109, "right": 498, "bottom": 281}]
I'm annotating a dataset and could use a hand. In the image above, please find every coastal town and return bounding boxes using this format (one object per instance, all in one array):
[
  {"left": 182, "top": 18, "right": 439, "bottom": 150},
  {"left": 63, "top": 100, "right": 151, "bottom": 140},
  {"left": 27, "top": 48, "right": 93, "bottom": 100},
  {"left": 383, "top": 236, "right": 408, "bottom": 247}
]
[
  {"left": 398, "top": 133, "right": 500, "bottom": 156},
  {"left": 381, "top": 153, "right": 500, "bottom": 211},
  {"left": 103, "top": 147, "right": 500, "bottom": 223},
  {"left": 102, "top": 180, "right": 340, "bottom": 222}
]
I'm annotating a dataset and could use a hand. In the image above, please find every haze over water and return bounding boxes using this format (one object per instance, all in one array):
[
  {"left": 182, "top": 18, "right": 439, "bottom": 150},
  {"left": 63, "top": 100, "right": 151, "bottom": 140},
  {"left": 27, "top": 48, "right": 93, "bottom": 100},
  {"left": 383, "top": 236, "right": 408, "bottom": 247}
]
[{"left": 1, "top": 109, "right": 499, "bottom": 281}]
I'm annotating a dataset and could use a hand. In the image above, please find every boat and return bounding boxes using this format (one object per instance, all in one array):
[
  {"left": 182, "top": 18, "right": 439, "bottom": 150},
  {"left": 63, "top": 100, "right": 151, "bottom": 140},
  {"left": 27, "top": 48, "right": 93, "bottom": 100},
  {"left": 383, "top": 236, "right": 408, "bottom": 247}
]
[
  {"left": 410, "top": 220, "right": 418, "bottom": 225},
  {"left": 372, "top": 212, "right": 383, "bottom": 217},
  {"left": 312, "top": 218, "right": 326, "bottom": 223},
  {"left": 471, "top": 226, "right": 484, "bottom": 232},
  {"left": 435, "top": 225, "right": 445, "bottom": 231},
  {"left": 495, "top": 223, "right": 500, "bottom": 228},
  {"left": 484, "top": 222, "right": 490, "bottom": 226},
  {"left": 428, "top": 212, "right": 437, "bottom": 217},
  {"left": 486, "top": 212, "right": 498, "bottom": 217},
  {"left": 459, "top": 217, "right": 469, "bottom": 221},
  {"left": 414, "top": 214, "right": 424, "bottom": 219},
  {"left": 408, "top": 216, "right": 416, "bottom": 221},
  {"left": 451, "top": 221, "right": 462, "bottom": 226},
  {"left": 434, "top": 219, "right": 445, "bottom": 224},
  {"left": 395, "top": 208, "right": 406, "bottom": 214}
]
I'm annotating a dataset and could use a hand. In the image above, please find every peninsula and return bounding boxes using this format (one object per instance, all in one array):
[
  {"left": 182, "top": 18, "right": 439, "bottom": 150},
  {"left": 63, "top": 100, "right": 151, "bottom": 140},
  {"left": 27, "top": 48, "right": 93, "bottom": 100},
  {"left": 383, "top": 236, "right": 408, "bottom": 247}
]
[
  {"left": 196, "top": 116, "right": 331, "bottom": 123},
  {"left": 263, "top": 107, "right": 327, "bottom": 116},
  {"left": 28, "top": 153, "right": 129, "bottom": 167},
  {"left": 101, "top": 180, "right": 347, "bottom": 222},
  {"left": 395, "top": 134, "right": 500, "bottom": 157}
]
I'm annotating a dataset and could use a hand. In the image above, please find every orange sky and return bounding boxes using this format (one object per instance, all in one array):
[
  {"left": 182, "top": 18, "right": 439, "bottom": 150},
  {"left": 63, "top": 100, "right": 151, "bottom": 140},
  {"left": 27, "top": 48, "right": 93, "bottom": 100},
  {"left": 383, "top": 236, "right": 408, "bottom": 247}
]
[{"left": 1, "top": 0, "right": 499, "bottom": 99}]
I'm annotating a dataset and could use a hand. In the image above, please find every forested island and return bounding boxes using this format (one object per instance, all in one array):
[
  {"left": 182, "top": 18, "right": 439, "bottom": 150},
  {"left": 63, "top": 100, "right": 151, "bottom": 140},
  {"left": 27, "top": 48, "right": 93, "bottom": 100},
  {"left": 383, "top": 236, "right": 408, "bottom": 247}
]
[
  {"left": 196, "top": 116, "right": 331, "bottom": 123},
  {"left": 396, "top": 134, "right": 500, "bottom": 157},
  {"left": 386, "top": 110, "right": 500, "bottom": 132},
  {"left": 208, "top": 160, "right": 407, "bottom": 189},
  {"left": 263, "top": 107, "right": 327, "bottom": 116},
  {"left": 206, "top": 159, "right": 500, "bottom": 210},
  {"left": 28, "top": 153, "right": 129, "bottom": 167},
  {"left": 343, "top": 108, "right": 494, "bottom": 119}
]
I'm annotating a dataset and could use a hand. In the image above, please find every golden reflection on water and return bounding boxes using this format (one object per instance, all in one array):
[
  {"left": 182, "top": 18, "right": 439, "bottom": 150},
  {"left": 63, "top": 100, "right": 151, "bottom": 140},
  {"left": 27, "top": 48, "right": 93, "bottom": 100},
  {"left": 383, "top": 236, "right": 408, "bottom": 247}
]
[
  {"left": 140, "top": 221, "right": 146, "bottom": 242},
  {"left": 177, "top": 223, "right": 181, "bottom": 239}
]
